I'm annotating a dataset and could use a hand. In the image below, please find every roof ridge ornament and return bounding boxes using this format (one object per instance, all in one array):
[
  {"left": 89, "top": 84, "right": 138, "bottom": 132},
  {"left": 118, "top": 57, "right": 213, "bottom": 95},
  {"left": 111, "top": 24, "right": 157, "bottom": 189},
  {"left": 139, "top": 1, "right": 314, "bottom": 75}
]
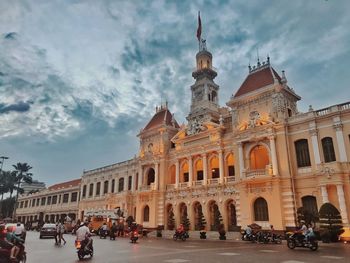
[{"left": 249, "top": 55, "right": 271, "bottom": 74}]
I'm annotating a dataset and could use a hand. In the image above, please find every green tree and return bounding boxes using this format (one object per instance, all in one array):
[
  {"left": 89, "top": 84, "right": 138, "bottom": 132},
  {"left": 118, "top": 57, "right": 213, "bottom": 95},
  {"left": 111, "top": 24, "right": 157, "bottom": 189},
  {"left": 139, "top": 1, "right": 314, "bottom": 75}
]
[
  {"left": 195, "top": 206, "right": 206, "bottom": 231},
  {"left": 212, "top": 204, "right": 223, "bottom": 231},
  {"left": 12, "top": 163, "right": 33, "bottom": 218},
  {"left": 319, "top": 203, "right": 344, "bottom": 242},
  {"left": 167, "top": 209, "right": 175, "bottom": 230},
  {"left": 297, "top": 206, "right": 319, "bottom": 225},
  {"left": 181, "top": 209, "right": 190, "bottom": 231}
]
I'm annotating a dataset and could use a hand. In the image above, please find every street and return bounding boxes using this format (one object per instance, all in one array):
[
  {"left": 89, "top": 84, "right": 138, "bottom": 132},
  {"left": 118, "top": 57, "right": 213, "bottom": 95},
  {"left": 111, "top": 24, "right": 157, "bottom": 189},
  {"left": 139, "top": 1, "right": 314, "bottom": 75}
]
[{"left": 25, "top": 231, "right": 350, "bottom": 263}]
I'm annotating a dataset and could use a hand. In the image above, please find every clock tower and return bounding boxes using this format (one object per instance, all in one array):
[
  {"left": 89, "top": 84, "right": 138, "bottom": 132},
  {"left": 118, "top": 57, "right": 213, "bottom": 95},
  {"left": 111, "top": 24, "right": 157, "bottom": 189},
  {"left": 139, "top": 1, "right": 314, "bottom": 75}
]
[{"left": 186, "top": 39, "right": 220, "bottom": 135}]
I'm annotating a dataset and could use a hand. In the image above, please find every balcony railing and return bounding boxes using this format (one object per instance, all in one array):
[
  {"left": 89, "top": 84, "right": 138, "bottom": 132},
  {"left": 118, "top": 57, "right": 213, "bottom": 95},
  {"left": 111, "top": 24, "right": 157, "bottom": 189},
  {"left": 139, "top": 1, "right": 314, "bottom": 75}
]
[
  {"left": 193, "top": 180, "right": 204, "bottom": 186},
  {"left": 166, "top": 184, "right": 176, "bottom": 190},
  {"left": 245, "top": 169, "right": 266, "bottom": 178},
  {"left": 139, "top": 185, "right": 152, "bottom": 191},
  {"left": 224, "top": 176, "right": 236, "bottom": 183},
  {"left": 208, "top": 178, "right": 219, "bottom": 185},
  {"left": 179, "top": 182, "right": 189, "bottom": 188}
]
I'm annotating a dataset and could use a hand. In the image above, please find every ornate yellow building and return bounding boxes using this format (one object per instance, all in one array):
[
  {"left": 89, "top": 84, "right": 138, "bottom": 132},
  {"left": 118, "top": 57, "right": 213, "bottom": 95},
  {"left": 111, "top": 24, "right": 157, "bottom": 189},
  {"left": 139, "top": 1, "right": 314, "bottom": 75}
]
[{"left": 78, "top": 42, "right": 350, "bottom": 232}]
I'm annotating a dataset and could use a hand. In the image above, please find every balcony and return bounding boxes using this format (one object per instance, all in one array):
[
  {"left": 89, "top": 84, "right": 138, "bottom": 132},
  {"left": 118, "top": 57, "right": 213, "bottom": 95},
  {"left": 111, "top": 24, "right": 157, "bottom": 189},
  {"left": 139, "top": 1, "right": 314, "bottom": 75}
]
[
  {"left": 207, "top": 178, "right": 219, "bottom": 185},
  {"left": 224, "top": 176, "right": 236, "bottom": 183},
  {"left": 245, "top": 169, "right": 267, "bottom": 178},
  {"left": 193, "top": 180, "right": 204, "bottom": 186}
]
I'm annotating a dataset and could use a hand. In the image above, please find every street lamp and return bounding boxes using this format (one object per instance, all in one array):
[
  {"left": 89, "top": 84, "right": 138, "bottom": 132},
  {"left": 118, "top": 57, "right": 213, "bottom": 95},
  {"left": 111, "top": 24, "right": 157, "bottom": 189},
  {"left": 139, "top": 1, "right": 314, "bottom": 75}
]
[{"left": 0, "top": 156, "right": 9, "bottom": 173}]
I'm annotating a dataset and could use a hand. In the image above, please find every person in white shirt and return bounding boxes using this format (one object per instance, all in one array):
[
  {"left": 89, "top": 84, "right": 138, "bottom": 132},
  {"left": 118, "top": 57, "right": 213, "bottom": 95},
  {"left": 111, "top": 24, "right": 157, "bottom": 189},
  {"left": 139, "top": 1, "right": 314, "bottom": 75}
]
[
  {"left": 76, "top": 222, "right": 92, "bottom": 251},
  {"left": 14, "top": 223, "right": 24, "bottom": 237}
]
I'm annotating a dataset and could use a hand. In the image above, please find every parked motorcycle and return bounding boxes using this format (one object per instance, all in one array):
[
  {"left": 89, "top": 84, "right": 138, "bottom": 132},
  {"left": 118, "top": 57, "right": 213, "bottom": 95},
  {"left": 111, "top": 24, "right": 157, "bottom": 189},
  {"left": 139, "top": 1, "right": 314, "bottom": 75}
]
[
  {"left": 287, "top": 233, "right": 318, "bottom": 251},
  {"left": 241, "top": 230, "right": 255, "bottom": 242},
  {"left": 75, "top": 239, "right": 93, "bottom": 260},
  {"left": 173, "top": 231, "right": 189, "bottom": 241},
  {"left": 130, "top": 230, "right": 139, "bottom": 243}
]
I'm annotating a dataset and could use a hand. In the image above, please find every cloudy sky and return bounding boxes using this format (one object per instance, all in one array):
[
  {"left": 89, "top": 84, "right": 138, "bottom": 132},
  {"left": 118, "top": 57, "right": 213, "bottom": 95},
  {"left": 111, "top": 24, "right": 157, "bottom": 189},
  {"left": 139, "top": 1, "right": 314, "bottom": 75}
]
[{"left": 0, "top": 0, "right": 349, "bottom": 186}]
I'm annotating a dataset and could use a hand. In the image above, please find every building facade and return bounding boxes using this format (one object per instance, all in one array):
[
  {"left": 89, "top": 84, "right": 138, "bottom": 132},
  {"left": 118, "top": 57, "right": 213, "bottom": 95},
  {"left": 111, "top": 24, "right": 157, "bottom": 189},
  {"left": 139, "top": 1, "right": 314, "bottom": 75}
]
[
  {"left": 21, "top": 180, "right": 46, "bottom": 195},
  {"left": 77, "top": 40, "right": 350, "bottom": 231},
  {"left": 16, "top": 179, "right": 81, "bottom": 224}
]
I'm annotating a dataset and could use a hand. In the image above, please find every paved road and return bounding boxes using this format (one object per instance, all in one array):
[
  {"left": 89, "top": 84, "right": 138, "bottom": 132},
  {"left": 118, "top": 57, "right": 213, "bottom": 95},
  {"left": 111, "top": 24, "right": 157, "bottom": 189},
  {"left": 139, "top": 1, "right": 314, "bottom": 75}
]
[{"left": 24, "top": 231, "right": 350, "bottom": 263}]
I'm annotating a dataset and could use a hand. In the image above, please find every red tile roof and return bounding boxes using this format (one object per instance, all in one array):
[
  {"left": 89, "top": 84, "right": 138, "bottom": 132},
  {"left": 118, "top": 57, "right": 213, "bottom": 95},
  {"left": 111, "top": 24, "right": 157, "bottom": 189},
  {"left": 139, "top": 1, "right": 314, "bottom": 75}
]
[
  {"left": 234, "top": 66, "right": 281, "bottom": 98},
  {"left": 143, "top": 108, "right": 179, "bottom": 131},
  {"left": 48, "top": 178, "right": 81, "bottom": 190}
]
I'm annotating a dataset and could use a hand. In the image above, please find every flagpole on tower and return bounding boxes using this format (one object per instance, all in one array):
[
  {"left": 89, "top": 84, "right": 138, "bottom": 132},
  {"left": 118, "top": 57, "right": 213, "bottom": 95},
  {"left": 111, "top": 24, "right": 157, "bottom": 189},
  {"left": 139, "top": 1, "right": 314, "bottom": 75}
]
[{"left": 196, "top": 11, "right": 202, "bottom": 51}]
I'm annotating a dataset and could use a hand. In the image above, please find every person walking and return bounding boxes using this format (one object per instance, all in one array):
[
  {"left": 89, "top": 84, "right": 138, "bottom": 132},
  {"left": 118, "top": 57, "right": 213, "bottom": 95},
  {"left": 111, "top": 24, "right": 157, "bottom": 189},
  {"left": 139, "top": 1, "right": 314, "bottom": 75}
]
[{"left": 56, "top": 220, "right": 66, "bottom": 245}]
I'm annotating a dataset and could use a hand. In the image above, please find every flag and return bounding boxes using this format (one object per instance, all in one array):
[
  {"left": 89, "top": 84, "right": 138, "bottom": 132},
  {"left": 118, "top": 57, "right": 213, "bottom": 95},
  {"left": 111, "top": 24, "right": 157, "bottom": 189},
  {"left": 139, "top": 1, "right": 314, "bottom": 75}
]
[{"left": 196, "top": 11, "right": 201, "bottom": 41}]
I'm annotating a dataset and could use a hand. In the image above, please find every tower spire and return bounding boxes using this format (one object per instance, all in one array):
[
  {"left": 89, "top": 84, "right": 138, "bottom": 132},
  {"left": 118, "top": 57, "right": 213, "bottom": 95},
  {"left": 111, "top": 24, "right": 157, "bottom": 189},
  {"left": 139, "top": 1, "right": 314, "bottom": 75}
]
[{"left": 196, "top": 11, "right": 202, "bottom": 51}]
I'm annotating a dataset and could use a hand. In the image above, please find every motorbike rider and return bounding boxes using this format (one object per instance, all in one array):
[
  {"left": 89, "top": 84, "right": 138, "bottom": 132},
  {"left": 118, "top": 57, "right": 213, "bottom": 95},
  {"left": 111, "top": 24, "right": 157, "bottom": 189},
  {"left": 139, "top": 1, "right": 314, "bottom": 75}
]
[
  {"left": 305, "top": 224, "right": 315, "bottom": 243},
  {"left": 0, "top": 225, "right": 20, "bottom": 260},
  {"left": 14, "top": 223, "right": 24, "bottom": 240},
  {"left": 101, "top": 222, "right": 108, "bottom": 236},
  {"left": 76, "top": 222, "right": 92, "bottom": 252},
  {"left": 176, "top": 224, "right": 185, "bottom": 237}
]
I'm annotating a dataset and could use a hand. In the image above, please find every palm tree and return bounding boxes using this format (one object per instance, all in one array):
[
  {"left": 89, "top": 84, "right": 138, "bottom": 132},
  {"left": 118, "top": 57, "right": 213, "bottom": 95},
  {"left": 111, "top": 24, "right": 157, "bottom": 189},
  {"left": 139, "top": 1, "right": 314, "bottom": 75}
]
[
  {"left": 3, "top": 171, "right": 18, "bottom": 198},
  {"left": 12, "top": 163, "right": 33, "bottom": 218}
]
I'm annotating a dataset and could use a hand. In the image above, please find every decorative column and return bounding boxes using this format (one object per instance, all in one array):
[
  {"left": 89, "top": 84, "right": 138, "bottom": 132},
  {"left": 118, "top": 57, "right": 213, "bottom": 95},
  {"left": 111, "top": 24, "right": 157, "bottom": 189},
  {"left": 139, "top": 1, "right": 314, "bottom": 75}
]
[
  {"left": 336, "top": 184, "right": 349, "bottom": 224},
  {"left": 320, "top": 186, "right": 329, "bottom": 204},
  {"left": 154, "top": 162, "right": 159, "bottom": 190},
  {"left": 219, "top": 150, "right": 224, "bottom": 184},
  {"left": 93, "top": 182, "right": 97, "bottom": 198},
  {"left": 202, "top": 154, "right": 208, "bottom": 185},
  {"left": 124, "top": 175, "right": 128, "bottom": 192},
  {"left": 131, "top": 172, "right": 136, "bottom": 192},
  {"left": 175, "top": 160, "right": 180, "bottom": 188},
  {"left": 269, "top": 135, "right": 279, "bottom": 175},
  {"left": 108, "top": 179, "right": 112, "bottom": 193},
  {"left": 238, "top": 142, "right": 245, "bottom": 179},
  {"left": 138, "top": 166, "right": 143, "bottom": 190},
  {"left": 188, "top": 156, "right": 193, "bottom": 187},
  {"left": 334, "top": 123, "right": 348, "bottom": 162},
  {"left": 309, "top": 129, "right": 321, "bottom": 165}
]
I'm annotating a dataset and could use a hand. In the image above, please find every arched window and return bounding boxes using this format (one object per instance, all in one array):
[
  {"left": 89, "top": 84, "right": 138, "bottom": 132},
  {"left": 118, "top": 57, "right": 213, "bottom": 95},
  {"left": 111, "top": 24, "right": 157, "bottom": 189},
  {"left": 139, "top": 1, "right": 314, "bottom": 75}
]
[
  {"left": 295, "top": 139, "right": 311, "bottom": 167},
  {"left": 254, "top": 197, "right": 269, "bottom": 221},
  {"left": 111, "top": 179, "right": 115, "bottom": 193},
  {"left": 103, "top": 180, "right": 109, "bottom": 194},
  {"left": 250, "top": 145, "right": 269, "bottom": 170},
  {"left": 118, "top": 178, "right": 124, "bottom": 192},
  {"left": 143, "top": 205, "right": 150, "bottom": 222},
  {"left": 128, "top": 176, "right": 132, "bottom": 190},
  {"left": 210, "top": 156, "right": 219, "bottom": 179},
  {"left": 226, "top": 154, "right": 235, "bottom": 177},
  {"left": 96, "top": 182, "right": 101, "bottom": 196},
  {"left": 89, "top": 184, "right": 93, "bottom": 197},
  {"left": 82, "top": 185, "right": 87, "bottom": 198},
  {"left": 147, "top": 168, "right": 155, "bottom": 185},
  {"left": 322, "top": 137, "right": 336, "bottom": 163},
  {"left": 169, "top": 165, "right": 176, "bottom": 184},
  {"left": 301, "top": 196, "right": 318, "bottom": 216}
]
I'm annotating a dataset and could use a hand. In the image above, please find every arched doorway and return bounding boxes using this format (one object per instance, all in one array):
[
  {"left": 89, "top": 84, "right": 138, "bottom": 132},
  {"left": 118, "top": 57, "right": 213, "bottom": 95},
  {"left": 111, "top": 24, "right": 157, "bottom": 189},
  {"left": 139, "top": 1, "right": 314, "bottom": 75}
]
[
  {"left": 179, "top": 203, "right": 190, "bottom": 230},
  {"left": 143, "top": 205, "right": 150, "bottom": 222},
  {"left": 208, "top": 201, "right": 222, "bottom": 231},
  {"left": 250, "top": 145, "right": 269, "bottom": 170},
  {"left": 253, "top": 197, "right": 269, "bottom": 221},
  {"left": 319, "top": 203, "right": 343, "bottom": 242},
  {"left": 227, "top": 200, "right": 237, "bottom": 231},
  {"left": 193, "top": 202, "right": 205, "bottom": 230},
  {"left": 147, "top": 168, "right": 155, "bottom": 185},
  {"left": 166, "top": 204, "right": 175, "bottom": 230}
]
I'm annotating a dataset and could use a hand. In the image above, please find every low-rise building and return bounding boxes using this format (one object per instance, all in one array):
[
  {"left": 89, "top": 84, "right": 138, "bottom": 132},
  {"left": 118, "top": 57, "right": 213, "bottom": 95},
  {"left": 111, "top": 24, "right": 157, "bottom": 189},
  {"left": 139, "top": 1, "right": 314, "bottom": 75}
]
[{"left": 16, "top": 179, "right": 81, "bottom": 224}]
